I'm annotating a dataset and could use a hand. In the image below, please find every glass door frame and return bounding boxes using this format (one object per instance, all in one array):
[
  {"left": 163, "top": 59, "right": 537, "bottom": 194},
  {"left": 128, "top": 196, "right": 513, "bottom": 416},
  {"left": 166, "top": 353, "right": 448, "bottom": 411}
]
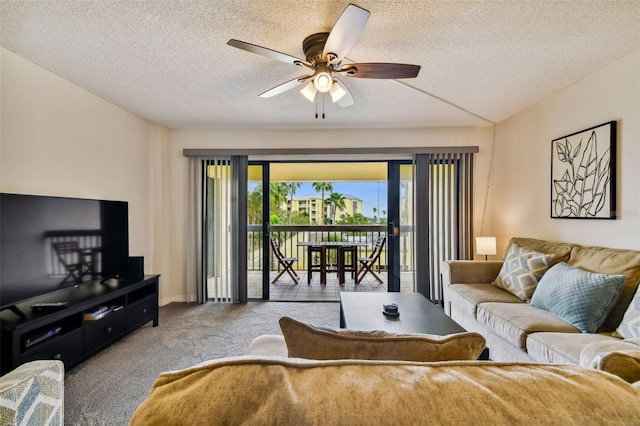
[{"left": 248, "top": 159, "right": 413, "bottom": 300}]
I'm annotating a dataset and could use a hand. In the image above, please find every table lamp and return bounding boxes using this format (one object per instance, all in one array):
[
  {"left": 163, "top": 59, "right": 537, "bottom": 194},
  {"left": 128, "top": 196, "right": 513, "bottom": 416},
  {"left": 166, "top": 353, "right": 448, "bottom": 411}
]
[{"left": 476, "top": 237, "right": 496, "bottom": 260}]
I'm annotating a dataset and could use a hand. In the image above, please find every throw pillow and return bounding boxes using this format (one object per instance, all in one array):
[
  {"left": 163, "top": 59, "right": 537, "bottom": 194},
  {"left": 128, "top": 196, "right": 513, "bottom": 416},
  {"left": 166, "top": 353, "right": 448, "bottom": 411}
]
[
  {"left": 492, "top": 242, "right": 556, "bottom": 301},
  {"left": 278, "top": 316, "right": 486, "bottom": 362},
  {"left": 530, "top": 262, "right": 625, "bottom": 333},
  {"left": 616, "top": 285, "right": 640, "bottom": 339}
]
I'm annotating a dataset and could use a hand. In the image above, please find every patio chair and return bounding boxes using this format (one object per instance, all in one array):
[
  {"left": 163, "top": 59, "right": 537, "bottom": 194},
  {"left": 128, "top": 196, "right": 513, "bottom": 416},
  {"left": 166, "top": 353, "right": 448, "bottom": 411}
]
[
  {"left": 356, "top": 236, "right": 385, "bottom": 284},
  {"left": 269, "top": 236, "right": 300, "bottom": 285}
]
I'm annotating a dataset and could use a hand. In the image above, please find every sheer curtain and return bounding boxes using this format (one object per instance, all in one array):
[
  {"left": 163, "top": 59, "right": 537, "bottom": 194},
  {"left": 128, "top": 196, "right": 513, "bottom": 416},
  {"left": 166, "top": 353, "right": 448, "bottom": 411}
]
[{"left": 415, "top": 151, "right": 475, "bottom": 302}]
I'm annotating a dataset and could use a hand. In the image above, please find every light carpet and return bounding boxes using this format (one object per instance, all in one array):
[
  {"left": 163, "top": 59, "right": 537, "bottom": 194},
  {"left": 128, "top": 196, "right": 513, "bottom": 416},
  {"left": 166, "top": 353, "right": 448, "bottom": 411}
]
[{"left": 64, "top": 301, "right": 340, "bottom": 425}]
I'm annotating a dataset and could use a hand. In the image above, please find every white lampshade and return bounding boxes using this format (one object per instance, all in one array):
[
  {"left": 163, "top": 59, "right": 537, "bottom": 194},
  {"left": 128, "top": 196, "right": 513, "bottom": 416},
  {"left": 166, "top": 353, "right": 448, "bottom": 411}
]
[
  {"left": 329, "top": 80, "right": 347, "bottom": 103},
  {"left": 300, "top": 82, "right": 317, "bottom": 102},
  {"left": 313, "top": 71, "right": 333, "bottom": 92},
  {"left": 476, "top": 236, "right": 496, "bottom": 258}
]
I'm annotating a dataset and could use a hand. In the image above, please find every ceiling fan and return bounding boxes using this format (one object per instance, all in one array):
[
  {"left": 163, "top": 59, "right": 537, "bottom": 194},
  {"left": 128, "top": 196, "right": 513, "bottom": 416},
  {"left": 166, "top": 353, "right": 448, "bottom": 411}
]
[{"left": 227, "top": 3, "right": 421, "bottom": 109}]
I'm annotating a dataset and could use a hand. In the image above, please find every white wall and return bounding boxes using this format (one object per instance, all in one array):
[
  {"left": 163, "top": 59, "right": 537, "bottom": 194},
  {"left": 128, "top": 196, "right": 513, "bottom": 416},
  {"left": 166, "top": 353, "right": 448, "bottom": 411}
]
[
  {"left": 169, "top": 127, "right": 495, "bottom": 302},
  {"left": 489, "top": 49, "right": 640, "bottom": 253},
  {"left": 0, "top": 48, "right": 169, "bottom": 299}
]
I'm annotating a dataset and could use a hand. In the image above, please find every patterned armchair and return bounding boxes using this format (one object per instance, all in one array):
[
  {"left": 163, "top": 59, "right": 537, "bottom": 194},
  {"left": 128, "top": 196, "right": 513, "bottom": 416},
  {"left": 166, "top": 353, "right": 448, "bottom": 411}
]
[{"left": 0, "top": 360, "right": 64, "bottom": 425}]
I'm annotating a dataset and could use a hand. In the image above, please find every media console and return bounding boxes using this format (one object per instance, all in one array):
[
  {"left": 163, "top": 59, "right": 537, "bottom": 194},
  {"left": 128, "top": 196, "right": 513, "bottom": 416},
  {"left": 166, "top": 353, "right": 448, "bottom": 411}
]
[{"left": 0, "top": 275, "right": 159, "bottom": 375}]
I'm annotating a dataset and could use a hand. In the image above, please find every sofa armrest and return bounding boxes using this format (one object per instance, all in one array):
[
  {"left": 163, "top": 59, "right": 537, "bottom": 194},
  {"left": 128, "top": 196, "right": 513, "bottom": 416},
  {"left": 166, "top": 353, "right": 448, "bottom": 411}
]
[
  {"left": 442, "top": 260, "right": 503, "bottom": 286},
  {"left": 244, "top": 335, "right": 288, "bottom": 357},
  {"left": 0, "top": 360, "right": 64, "bottom": 426},
  {"left": 591, "top": 350, "right": 640, "bottom": 384}
]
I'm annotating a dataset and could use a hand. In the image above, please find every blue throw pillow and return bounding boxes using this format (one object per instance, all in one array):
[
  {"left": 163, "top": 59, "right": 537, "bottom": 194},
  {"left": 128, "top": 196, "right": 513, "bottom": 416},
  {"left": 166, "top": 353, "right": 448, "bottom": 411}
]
[{"left": 530, "top": 262, "right": 625, "bottom": 333}]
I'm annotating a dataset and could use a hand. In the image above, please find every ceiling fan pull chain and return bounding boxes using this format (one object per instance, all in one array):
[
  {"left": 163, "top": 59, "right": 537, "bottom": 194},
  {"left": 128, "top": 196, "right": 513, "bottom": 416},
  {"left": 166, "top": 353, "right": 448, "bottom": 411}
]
[
  {"left": 315, "top": 94, "right": 318, "bottom": 119},
  {"left": 322, "top": 93, "right": 325, "bottom": 119}
]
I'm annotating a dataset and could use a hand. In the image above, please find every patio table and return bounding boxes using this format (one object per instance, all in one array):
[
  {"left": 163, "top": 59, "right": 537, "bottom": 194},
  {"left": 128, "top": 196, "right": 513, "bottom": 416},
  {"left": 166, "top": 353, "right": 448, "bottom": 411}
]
[{"left": 297, "top": 241, "right": 368, "bottom": 285}]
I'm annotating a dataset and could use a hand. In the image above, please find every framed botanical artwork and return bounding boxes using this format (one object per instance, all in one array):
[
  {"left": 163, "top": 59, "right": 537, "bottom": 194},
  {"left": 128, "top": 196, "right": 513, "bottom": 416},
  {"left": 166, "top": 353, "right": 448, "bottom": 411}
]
[{"left": 550, "top": 121, "right": 616, "bottom": 219}]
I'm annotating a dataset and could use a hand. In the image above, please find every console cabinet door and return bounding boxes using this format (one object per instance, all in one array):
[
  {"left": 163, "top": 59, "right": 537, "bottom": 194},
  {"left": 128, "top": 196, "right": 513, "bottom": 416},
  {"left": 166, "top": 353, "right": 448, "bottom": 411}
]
[
  {"left": 84, "top": 309, "right": 126, "bottom": 354},
  {"left": 21, "top": 328, "right": 84, "bottom": 366},
  {"left": 126, "top": 295, "right": 157, "bottom": 330}
]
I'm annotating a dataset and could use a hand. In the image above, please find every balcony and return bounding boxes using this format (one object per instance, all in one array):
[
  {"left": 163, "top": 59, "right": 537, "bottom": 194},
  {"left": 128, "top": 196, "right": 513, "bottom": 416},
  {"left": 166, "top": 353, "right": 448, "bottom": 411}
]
[{"left": 246, "top": 225, "right": 415, "bottom": 301}]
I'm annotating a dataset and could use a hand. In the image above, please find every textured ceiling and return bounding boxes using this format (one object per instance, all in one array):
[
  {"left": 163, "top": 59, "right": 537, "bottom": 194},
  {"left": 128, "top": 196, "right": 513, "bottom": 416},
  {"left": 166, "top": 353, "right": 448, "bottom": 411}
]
[{"left": 1, "top": 1, "right": 639, "bottom": 130}]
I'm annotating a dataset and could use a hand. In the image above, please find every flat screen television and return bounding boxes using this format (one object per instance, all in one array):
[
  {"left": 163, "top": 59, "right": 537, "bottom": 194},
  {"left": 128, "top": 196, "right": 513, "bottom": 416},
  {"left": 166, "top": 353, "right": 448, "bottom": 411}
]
[{"left": 0, "top": 193, "right": 129, "bottom": 312}]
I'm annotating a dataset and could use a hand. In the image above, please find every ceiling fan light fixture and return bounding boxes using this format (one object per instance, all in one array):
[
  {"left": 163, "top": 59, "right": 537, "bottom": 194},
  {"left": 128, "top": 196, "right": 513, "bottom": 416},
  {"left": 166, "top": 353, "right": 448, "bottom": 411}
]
[
  {"left": 329, "top": 80, "right": 347, "bottom": 102},
  {"left": 313, "top": 71, "right": 333, "bottom": 93},
  {"left": 300, "top": 82, "right": 317, "bottom": 102}
]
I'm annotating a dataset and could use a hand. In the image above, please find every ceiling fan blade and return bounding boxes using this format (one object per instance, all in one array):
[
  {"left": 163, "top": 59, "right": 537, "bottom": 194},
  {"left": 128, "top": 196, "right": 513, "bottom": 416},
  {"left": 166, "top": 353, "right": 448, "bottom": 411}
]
[
  {"left": 332, "top": 78, "right": 354, "bottom": 108},
  {"left": 323, "top": 4, "right": 370, "bottom": 64},
  {"left": 259, "top": 76, "right": 312, "bottom": 98},
  {"left": 338, "top": 63, "right": 421, "bottom": 79},
  {"left": 227, "top": 39, "right": 309, "bottom": 67}
]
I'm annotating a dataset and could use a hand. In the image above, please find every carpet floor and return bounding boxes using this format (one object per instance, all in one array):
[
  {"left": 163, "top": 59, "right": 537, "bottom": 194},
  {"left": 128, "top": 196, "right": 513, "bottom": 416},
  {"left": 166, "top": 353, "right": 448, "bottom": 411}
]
[{"left": 64, "top": 301, "right": 340, "bottom": 425}]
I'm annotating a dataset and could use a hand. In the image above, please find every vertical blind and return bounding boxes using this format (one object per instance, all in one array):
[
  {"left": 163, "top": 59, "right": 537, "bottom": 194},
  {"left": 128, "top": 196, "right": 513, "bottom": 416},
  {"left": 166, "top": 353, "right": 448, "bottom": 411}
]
[{"left": 417, "top": 152, "right": 475, "bottom": 302}]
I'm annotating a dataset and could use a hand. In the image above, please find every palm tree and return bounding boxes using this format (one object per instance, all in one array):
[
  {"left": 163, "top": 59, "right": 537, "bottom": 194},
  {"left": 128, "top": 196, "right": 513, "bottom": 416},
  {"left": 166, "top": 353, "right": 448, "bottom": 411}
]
[
  {"left": 269, "top": 183, "right": 288, "bottom": 221},
  {"left": 325, "top": 192, "right": 346, "bottom": 224},
  {"left": 247, "top": 185, "right": 263, "bottom": 225},
  {"left": 285, "top": 182, "right": 302, "bottom": 224},
  {"left": 372, "top": 207, "right": 378, "bottom": 224},
  {"left": 312, "top": 182, "right": 334, "bottom": 225}
]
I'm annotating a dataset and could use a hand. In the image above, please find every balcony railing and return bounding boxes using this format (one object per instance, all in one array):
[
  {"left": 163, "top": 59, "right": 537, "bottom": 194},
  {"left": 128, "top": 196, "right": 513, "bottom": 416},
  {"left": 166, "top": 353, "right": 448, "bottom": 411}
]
[{"left": 248, "top": 225, "right": 415, "bottom": 274}]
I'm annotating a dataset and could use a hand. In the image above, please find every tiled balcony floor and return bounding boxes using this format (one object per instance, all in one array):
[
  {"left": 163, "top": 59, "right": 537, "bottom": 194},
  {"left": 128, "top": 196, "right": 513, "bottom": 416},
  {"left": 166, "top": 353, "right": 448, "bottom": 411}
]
[{"left": 248, "top": 270, "right": 415, "bottom": 301}]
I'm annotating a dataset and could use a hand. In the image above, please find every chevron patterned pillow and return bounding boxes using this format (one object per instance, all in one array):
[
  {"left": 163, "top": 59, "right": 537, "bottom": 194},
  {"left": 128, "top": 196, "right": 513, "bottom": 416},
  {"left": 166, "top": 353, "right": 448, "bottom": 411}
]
[
  {"left": 0, "top": 360, "right": 64, "bottom": 426},
  {"left": 616, "top": 286, "right": 640, "bottom": 338},
  {"left": 492, "top": 242, "right": 556, "bottom": 301}
]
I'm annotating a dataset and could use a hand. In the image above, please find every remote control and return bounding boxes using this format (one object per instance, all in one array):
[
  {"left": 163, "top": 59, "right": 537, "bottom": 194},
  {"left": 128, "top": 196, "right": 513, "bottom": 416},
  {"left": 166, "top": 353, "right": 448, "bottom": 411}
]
[{"left": 31, "top": 302, "right": 70, "bottom": 311}]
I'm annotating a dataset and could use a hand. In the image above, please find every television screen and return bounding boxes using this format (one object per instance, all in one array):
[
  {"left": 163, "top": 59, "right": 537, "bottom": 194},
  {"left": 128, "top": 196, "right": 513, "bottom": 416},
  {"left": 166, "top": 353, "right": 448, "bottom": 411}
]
[{"left": 0, "top": 193, "right": 129, "bottom": 309}]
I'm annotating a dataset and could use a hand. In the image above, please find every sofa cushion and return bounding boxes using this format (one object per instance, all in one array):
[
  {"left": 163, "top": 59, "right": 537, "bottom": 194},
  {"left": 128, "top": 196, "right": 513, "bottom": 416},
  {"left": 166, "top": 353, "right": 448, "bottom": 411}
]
[
  {"left": 616, "top": 284, "right": 640, "bottom": 339},
  {"left": 448, "top": 283, "right": 524, "bottom": 318},
  {"left": 531, "top": 262, "right": 625, "bottom": 333},
  {"left": 492, "top": 243, "right": 556, "bottom": 301},
  {"left": 508, "top": 237, "right": 573, "bottom": 263},
  {"left": 568, "top": 245, "right": 640, "bottom": 331},
  {"left": 278, "top": 316, "right": 486, "bottom": 362},
  {"left": 527, "top": 332, "right": 621, "bottom": 364},
  {"left": 477, "top": 303, "right": 579, "bottom": 350}
]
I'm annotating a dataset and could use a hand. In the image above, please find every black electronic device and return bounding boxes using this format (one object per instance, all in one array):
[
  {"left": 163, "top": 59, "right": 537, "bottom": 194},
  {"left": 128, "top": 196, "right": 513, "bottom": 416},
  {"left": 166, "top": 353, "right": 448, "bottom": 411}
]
[
  {"left": 31, "top": 302, "right": 71, "bottom": 312},
  {"left": 382, "top": 303, "right": 399, "bottom": 317},
  {"left": 0, "top": 193, "right": 129, "bottom": 315},
  {"left": 125, "top": 256, "right": 144, "bottom": 282},
  {"left": 24, "top": 326, "right": 62, "bottom": 348}
]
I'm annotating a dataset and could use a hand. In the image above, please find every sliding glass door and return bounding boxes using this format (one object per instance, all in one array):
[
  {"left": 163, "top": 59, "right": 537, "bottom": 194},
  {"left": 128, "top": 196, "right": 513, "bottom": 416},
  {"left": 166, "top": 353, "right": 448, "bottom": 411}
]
[
  {"left": 244, "top": 160, "right": 416, "bottom": 301},
  {"left": 192, "top": 147, "right": 476, "bottom": 304}
]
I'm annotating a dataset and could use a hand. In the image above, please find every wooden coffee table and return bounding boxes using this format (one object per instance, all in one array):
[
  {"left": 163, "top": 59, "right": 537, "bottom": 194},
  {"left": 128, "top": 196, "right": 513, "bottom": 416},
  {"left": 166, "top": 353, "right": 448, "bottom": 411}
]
[{"left": 339, "top": 292, "right": 466, "bottom": 334}]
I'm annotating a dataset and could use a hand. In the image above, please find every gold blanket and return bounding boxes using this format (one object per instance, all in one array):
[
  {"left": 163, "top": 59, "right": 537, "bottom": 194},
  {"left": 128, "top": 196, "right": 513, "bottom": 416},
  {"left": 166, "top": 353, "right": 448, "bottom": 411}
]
[{"left": 130, "top": 356, "right": 640, "bottom": 425}]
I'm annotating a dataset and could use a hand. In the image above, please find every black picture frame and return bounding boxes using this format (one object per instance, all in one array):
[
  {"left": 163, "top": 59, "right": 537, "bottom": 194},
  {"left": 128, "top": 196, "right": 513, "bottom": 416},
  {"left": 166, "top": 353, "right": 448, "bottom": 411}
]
[{"left": 550, "top": 121, "right": 616, "bottom": 219}]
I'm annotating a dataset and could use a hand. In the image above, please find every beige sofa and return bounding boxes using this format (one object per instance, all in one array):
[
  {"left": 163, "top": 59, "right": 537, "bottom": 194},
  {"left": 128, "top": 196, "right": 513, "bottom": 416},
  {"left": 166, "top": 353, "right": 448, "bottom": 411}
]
[
  {"left": 130, "top": 318, "right": 640, "bottom": 425},
  {"left": 131, "top": 348, "right": 640, "bottom": 425},
  {"left": 442, "top": 237, "right": 640, "bottom": 383}
]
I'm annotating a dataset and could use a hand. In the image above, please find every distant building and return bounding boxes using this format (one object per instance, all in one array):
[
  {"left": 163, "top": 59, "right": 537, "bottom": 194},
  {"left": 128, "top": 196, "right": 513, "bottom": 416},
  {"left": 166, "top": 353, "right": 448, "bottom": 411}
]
[{"left": 288, "top": 194, "right": 363, "bottom": 223}]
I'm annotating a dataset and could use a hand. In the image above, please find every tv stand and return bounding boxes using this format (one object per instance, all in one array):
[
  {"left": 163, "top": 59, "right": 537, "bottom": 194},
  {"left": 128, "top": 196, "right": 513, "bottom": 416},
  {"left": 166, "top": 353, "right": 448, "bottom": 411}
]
[{"left": 0, "top": 275, "right": 159, "bottom": 375}]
